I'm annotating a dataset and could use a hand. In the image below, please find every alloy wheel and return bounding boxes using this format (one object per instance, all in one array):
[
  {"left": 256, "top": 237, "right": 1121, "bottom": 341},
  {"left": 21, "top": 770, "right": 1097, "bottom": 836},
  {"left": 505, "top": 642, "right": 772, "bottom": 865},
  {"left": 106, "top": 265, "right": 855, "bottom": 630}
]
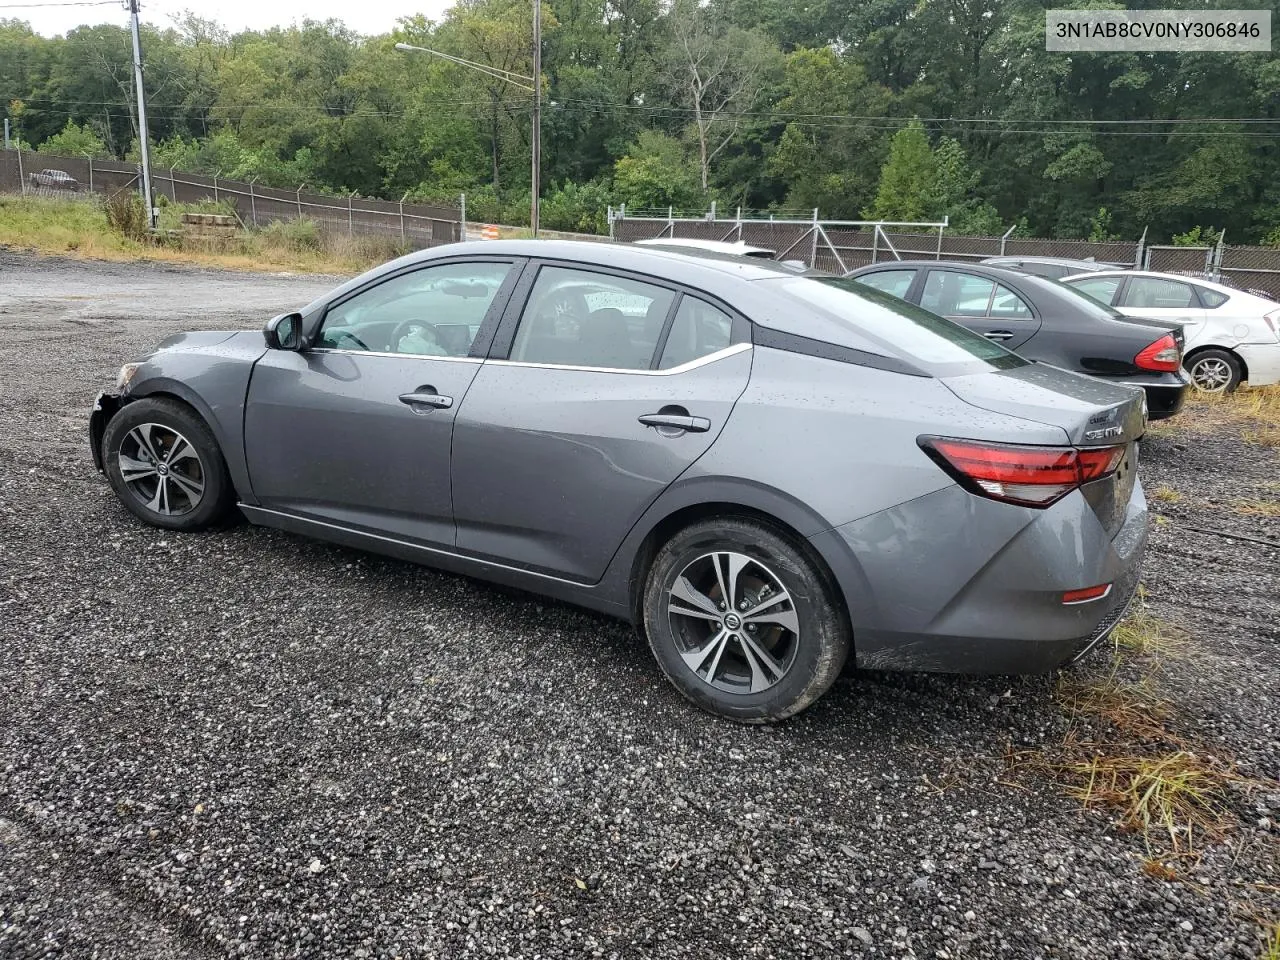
[
  {"left": 666, "top": 551, "right": 800, "bottom": 695},
  {"left": 117, "top": 422, "right": 206, "bottom": 516},
  {"left": 1189, "top": 356, "right": 1232, "bottom": 392}
]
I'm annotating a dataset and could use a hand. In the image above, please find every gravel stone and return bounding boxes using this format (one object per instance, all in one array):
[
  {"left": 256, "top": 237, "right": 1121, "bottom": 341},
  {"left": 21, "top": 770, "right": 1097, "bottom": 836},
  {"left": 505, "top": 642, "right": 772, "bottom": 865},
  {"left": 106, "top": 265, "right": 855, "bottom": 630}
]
[{"left": 0, "top": 253, "right": 1276, "bottom": 959}]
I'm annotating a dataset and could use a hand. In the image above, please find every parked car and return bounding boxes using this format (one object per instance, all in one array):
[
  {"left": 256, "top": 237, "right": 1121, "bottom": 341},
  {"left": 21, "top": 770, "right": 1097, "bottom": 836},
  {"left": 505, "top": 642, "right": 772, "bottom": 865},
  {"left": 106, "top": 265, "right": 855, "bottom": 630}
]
[
  {"left": 28, "top": 168, "right": 79, "bottom": 191},
  {"left": 980, "top": 256, "right": 1123, "bottom": 280},
  {"left": 635, "top": 238, "right": 777, "bottom": 258},
  {"left": 1060, "top": 270, "right": 1280, "bottom": 393},
  {"left": 91, "top": 241, "right": 1149, "bottom": 722},
  {"left": 846, "top": 260, "right": 1189, "bottom": 419}
]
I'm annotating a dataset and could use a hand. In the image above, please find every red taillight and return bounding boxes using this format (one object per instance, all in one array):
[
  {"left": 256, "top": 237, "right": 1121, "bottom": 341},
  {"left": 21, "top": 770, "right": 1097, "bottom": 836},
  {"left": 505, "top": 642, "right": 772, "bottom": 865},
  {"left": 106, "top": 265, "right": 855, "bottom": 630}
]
[
  {"left": 1062, "top": 584, "right": 1112, "bottom": 604},
  {"left": 1134, "top": 333, "right": 1181, "bottom": 372},
  {"left": 920, "top": 438, "right": 1126, "bottom": 508}
]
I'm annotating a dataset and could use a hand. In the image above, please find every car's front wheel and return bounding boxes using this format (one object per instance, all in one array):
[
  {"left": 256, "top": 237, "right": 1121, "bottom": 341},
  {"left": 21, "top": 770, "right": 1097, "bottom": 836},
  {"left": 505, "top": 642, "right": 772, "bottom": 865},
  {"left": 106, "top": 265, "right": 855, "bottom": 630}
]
[
  {"left": 1185, "top": 348, "right": 1243, "bottom": 393},
  {"left": 642, "top": 518, "right": 850, "bottom": 723},
  {"left": 101, "top": 397, "right": 234, "bottom": 530}
]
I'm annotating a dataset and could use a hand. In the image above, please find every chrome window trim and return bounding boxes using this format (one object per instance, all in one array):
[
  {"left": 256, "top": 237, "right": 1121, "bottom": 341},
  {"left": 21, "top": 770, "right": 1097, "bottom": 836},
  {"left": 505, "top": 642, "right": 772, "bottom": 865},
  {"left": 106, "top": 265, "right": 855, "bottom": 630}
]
[
  {"left": 483, "top": 342, "right": 752, "bottom": 376},
  {"left": 308, "top": 348, "right": 484, "bottom": 364}
]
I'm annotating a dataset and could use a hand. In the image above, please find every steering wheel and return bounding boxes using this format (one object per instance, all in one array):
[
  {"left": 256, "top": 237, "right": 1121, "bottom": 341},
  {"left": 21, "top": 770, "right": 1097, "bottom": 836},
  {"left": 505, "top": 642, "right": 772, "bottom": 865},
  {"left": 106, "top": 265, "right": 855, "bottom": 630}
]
[
  {"left": 325, "top": 329, "right": 370, "bottom": 352},
  {"left": 389, "top": 318, "right": 444, "bottom": 353}
]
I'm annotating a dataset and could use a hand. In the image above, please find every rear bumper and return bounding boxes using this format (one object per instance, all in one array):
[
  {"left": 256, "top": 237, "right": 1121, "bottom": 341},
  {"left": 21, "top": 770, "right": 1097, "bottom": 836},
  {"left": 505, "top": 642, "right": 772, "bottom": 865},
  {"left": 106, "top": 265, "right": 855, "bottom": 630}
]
[
  {"left": 1134, "top": 381, "right": 1188, "bottom": 420},
  {"left": 89, "top": 392, "right": 122, "bottom": 472},
  {"left": 1237, "top": 342, "right": 1280, "bottom": 387},
  {"left": 815, "top": 478, "right": 1148, "bottom": 674}
]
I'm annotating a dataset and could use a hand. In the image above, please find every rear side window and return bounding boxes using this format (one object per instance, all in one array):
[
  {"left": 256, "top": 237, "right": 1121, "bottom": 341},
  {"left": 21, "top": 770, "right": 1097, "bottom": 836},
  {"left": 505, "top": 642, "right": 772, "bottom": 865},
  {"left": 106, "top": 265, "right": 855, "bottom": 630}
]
[
  {"left": 1068, "top": 276, "right": 1122, "bottom": 305},
  {"left": 1196, "top": 286, "right": 1229, "bottom": 308},
  {"left": 921, "top": 270, "right": 996, "bottom": 317},
  {"left": 1122, "top": 277, "right": 1196, "bottom": 309},
  {"left": 774, "top": 277, "right": 1022, "bottom": 370},
  {"left": 854, "top": 269, "right": 915, "bottom": 299},
  {"left": 509, "top": 266, "right": 674, "bottom": 370},
  {"left": 1018, "top": 262, "right": 1069, "bottom": 279},
  {"left": 990, "top": 284, "right": 1033, "bottom": 319},
  {"left": 658, "top": 297, "right": 734, "bottom": 369}
]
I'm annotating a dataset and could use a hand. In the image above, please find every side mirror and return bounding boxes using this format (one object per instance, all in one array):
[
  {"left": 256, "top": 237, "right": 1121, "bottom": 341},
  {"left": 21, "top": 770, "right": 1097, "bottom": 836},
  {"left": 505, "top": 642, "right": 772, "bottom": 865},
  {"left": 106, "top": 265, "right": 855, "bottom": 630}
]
[{"left": 264, "top": 312, "right": 303, "bottom": 350}]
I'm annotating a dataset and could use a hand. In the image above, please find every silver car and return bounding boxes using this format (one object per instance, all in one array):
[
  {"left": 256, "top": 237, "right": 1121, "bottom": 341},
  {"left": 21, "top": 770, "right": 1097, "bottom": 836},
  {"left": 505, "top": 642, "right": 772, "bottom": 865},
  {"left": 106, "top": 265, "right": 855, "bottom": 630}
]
[{"left": 90, "top": 241, "right": 1148, "bottom": 722}]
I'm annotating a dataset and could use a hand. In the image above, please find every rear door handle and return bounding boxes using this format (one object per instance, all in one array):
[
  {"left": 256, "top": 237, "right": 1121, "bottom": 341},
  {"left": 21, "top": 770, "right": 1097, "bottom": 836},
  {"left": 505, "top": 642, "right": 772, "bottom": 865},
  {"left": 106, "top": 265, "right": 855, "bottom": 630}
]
[
  {"left": 639, "top": 413, "right": 711, "bottom": 433},
  {"left": 399, "top": 389, "right": 454, "bottom": 410},
  {"left": 984, "top": 330, "right": 1015, "bottom": 341}
]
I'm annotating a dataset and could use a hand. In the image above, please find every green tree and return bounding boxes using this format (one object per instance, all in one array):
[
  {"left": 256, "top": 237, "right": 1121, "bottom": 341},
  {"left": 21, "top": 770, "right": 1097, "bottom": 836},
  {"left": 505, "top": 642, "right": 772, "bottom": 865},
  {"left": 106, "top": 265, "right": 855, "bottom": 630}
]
[
  {"left": 924, "top": 136, "right": 1001, "bottom": 235},
  {"left": 612, "top": 130, "right": 702, "bottom": 210},
  {"left": 38, "top": 119, "right": 110, "bottom": 158},
  {"left": 865, "top": 118, "right": 934, "bottom": 221}
]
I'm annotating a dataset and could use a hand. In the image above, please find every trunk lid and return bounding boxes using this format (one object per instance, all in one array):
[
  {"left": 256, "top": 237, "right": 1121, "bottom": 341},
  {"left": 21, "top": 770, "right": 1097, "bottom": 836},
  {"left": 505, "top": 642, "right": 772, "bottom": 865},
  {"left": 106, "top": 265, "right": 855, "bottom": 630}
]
[
  {"left": 1118, "top": 314, "right": 1186, "bottom": 351},
  {"left": 941, "top": 363, "right": 1146, "bottom": 538},
  {"left": 941, "top": 362, "right": 1148, "bottom": 446}
]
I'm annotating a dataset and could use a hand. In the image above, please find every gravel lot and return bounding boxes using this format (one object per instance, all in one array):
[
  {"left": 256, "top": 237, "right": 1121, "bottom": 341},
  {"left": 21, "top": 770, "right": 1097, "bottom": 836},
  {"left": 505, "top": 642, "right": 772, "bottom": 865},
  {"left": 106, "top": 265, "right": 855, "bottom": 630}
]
[{"left": 1, "top": 253, "right": 1277, "bottom": 959}]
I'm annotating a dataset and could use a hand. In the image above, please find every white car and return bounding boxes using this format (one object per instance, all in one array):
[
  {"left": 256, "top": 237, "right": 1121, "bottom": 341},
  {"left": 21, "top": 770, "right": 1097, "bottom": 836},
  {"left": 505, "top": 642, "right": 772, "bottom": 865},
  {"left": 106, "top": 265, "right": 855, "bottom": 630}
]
[{"left": 1062, "top": 270, "right": 1280, "bottom": 392}]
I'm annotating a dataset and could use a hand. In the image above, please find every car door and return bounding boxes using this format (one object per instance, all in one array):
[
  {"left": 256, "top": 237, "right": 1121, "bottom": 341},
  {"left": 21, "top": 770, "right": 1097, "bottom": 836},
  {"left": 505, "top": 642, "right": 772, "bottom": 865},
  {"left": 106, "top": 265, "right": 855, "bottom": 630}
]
[
  {"left": 918, "top": 268, "right": 1041, "bottom": 349},
  {"left": 243, "top": 257, "right": 524, "bottom": 547},
  {"left": 450, "top": 262, "right": 753, "bottom": 582},
  {"left": 1114, "top": 275, "right": 1209, "bottom": 348}
]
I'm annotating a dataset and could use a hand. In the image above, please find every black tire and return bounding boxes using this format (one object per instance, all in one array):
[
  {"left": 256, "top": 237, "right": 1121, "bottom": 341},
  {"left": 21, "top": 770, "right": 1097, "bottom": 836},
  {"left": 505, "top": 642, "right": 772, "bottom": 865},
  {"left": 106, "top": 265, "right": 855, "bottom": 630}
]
[
  {"left": 1185, "top": 348, "right": 1243, "bottom": 394},
  {"left": 642, "top": 517, "right": 850, "bottom": 723},
  {"left": 101, "top": 397, "right": 234, "bottom": 531}
]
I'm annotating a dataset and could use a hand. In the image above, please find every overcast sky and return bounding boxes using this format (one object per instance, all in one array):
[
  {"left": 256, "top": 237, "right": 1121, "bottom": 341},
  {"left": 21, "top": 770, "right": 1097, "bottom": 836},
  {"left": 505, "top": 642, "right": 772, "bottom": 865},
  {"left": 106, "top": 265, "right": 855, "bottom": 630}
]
[{"left": 15, "top": 0, "right": 457, "bottom": 38}]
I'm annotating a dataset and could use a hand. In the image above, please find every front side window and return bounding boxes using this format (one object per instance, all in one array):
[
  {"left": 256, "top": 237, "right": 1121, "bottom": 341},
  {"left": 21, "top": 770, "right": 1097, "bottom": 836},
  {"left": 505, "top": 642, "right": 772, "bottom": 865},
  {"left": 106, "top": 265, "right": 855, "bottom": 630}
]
[
  {"left": 1067, "top": 276, "right": 1122, "bottom": 305},
  {"left": 1122, "top": 277, "right": 1196, "bottom": 309},
  {"left": 319, "top": 261, "right": 513, "bottom": 356},
  {"left": 510, "top": 266, "right": 675, "bottom": 370},
  {"left": 854, "top": 269, "right": 915, "bottom": 299},
  {"left": 920, "top": 271, "right": 996, "bottom": 317},
  {"left": 658, "top": 297, "right": 734, "bottom": 369}
]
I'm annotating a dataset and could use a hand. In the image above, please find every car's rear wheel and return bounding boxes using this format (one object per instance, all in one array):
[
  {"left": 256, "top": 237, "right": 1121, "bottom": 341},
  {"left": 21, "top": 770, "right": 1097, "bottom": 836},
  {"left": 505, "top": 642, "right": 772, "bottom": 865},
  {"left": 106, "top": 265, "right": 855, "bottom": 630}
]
[
  {"left": 642, "top": 517, "right": 850, "bottom": 723},
  {"left": 1185, "top": 348, "right": 1243, "bottom": 393},
  {"left": 102, "top": 397, "right": 234, "bottom": 531}
]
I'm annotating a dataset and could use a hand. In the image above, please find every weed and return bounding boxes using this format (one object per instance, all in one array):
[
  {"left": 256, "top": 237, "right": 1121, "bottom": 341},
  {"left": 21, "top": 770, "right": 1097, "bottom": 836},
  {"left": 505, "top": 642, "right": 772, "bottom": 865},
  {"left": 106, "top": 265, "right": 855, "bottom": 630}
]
[
  {"left": 1262, "top": 923, "right": 1280, "bottom": 960},
  {"left": 1152, "top": 485, "right": 1182, "bottom": 504},
  {"left": 1233, "top": 499, "right": 1280, "bottom": 517},
  {"left": 1140, "top": 857, "right": 1179, "bottom": 881},
  {"left": 1109, "top": 609, "right": 1188, "bottom": 660},
  {"left": 102, "top": 189, "right": 147, "bottom": 241},
  {"left": 1065, "top": 750, "right": 1238, "bottom": 852}
]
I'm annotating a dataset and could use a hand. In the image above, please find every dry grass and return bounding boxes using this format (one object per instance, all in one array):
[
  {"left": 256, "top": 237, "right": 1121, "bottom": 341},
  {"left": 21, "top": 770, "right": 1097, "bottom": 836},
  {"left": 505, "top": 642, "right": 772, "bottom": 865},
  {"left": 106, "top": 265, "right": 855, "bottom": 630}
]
[
  {"left": 1233, "top": 498, "right": 1280, "bottom": 518},
  {"left": 1109, "top": 608, "right": 1189, "bottom": 660},
  {"left": 1065, "top": 750, "right": 1240, "bottom": 853},
  {"left": 1173, "top": 385, "right": 1280, "bottom": 448},
  {"left": 0, "top": 194, "right": 400, "bottom": 275},
  {"left": 1151, "top": 485, "right": 1183, "bottom": 504}
]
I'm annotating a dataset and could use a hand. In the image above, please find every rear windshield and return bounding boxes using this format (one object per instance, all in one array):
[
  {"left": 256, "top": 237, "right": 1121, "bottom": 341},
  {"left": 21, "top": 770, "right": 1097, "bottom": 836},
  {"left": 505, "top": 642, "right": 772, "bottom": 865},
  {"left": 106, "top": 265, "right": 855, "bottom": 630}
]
[{"left": 772, "top": 276, "right": 1026, "bottom": 374}]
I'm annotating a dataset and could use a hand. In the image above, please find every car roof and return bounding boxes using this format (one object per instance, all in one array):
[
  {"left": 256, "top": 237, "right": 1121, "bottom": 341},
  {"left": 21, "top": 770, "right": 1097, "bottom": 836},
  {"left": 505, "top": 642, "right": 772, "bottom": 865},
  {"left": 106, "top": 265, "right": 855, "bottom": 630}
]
[
  {"left": 983, "top": 255, "right": 1106, "bottom": 268},
  {"left": 850, "top": 259, "right": 1047, "bottom": 283},
  {"left": 634, "top": 238, "right": 777, "bottom": 257},
  {"left": 1064, "top": 269, "right": 1279, "bottom": 305}
]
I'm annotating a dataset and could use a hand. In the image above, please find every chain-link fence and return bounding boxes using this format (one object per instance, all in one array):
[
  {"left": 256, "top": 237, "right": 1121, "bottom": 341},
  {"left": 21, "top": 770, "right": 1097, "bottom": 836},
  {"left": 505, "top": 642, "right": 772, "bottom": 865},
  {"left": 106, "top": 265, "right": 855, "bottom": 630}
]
[
  {"left": 609, "top": 208, "right": 1280, "bottom": 301},
  {"left": 1, "top": 148, "right": 462, "bottom": 249}
]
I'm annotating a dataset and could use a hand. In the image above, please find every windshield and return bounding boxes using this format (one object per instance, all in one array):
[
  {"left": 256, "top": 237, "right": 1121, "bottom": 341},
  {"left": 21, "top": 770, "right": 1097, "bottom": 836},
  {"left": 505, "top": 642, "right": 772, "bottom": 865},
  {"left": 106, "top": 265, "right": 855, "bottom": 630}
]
[{"left": 773, "top": 276, "right": 1026, "bottom": 374}]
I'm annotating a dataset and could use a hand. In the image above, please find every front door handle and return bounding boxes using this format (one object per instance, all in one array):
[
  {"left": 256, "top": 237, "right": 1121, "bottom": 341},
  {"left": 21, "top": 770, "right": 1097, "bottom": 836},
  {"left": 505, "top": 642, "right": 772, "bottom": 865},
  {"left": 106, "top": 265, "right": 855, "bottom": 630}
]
[
  {"left": 399, "top": 388, "right": 454, "bottom": 411},
  {"left": 639, "top": 412, "right": 711, "bottom": 433},
  {"left": 984, "top": 330, "right": 1015, "bottom": 341}
]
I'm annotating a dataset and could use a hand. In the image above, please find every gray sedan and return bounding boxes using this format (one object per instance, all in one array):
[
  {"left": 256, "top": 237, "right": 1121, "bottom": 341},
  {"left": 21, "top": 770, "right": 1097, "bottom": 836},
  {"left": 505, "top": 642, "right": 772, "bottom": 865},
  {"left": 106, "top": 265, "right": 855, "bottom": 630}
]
[{"left": 90, "top": 241, "right": 1148, "bottom": 722}]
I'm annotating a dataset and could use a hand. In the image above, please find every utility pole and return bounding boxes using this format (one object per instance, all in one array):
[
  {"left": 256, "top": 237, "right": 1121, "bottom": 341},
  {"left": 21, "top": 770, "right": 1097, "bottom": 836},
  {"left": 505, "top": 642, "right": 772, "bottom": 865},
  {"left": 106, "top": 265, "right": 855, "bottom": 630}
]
[
  {"left": 127, "top": 0, "right": 157, "bottom": 230},
  {"left": 530, "top": 0, "right": 541, "bottom": 237},
  {"left": 3, "top": 118, "right": 10, "bottom": 150}
]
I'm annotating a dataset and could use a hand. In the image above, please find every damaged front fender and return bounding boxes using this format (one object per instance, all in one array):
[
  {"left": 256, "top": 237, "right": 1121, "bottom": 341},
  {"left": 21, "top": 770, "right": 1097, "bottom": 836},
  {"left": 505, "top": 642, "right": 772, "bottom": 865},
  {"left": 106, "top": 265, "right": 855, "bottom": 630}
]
[{"left": 89, "top": 392, "right": 122, "bottom": 473}]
